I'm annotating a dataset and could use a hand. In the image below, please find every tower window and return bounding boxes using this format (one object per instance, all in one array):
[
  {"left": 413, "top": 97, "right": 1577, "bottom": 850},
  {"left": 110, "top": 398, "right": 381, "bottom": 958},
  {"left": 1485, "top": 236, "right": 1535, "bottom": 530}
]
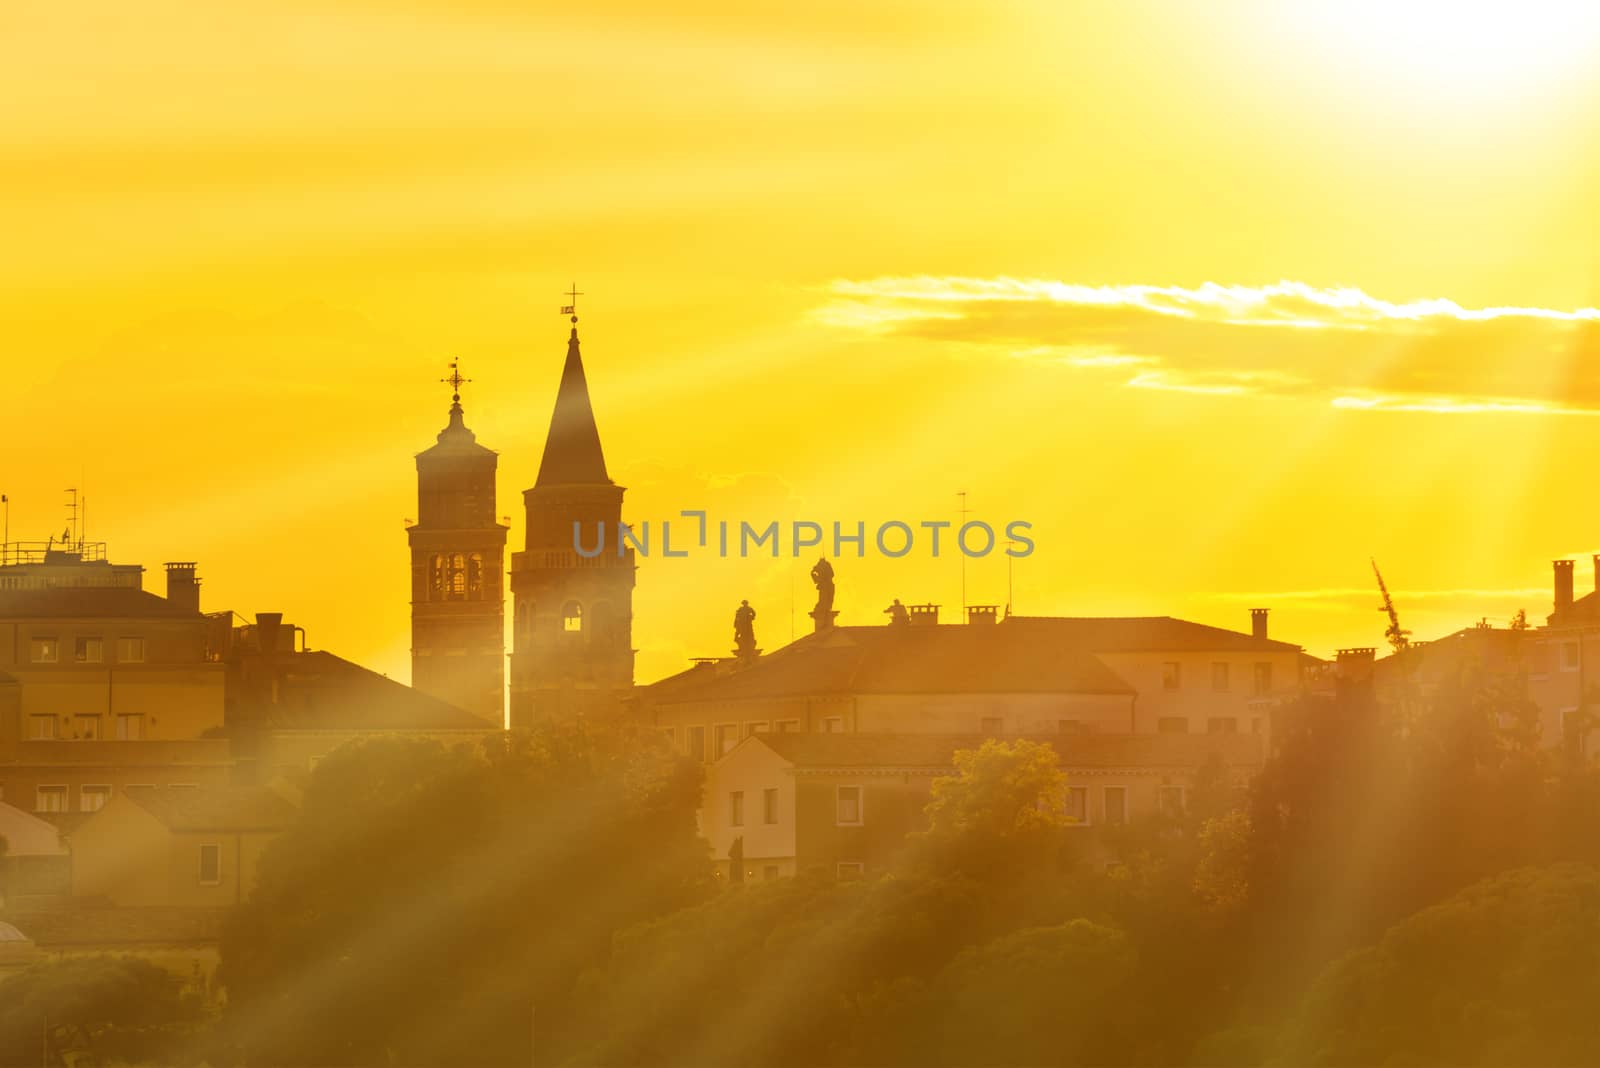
[
  {"left": 468, "top": 553, "right": 484, "bottom": 598},
  {"left": 450, "top": 554, "right": 467, "bottom": 597},
  {"left": 430, "top": 554, "right": 447, "bottom": 598},
  {"left": 562, "top": 602, "right": 583, "bottom": 633}
]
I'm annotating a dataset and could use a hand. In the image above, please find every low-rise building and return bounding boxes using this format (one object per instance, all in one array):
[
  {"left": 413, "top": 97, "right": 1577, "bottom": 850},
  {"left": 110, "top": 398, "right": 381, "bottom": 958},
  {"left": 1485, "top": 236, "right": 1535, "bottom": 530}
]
[
  {"left": 0, "top": 801, "right": 69, "bottom": 905},
  {"left": 215, "top": 614, "right": 497, "bottom": 782},
  {"left": 0, "top": 548, "right": 232, "bottom": 818},
  {"left": 704, "top": 731, "right": 1265, "bottom": 881},
  {"left": 70, "top": 784, "right": 298, "bottom": 908}
]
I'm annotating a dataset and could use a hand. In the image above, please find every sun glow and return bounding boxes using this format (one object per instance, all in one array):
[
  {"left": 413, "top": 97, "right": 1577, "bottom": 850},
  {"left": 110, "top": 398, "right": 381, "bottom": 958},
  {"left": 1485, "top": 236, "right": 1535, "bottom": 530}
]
[{"left": 1272, "top": 0, "right": 1600, "bottom": 106}]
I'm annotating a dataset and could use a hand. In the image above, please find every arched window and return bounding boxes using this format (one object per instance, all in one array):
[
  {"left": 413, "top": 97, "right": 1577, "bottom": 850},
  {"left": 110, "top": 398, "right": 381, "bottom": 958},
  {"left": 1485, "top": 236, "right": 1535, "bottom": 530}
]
[
  {"left": 429, "top": 554, "right": 447, "bottom": 599},
  {"left": 517, "top": 600, "right": 532, "bottom": 638},
  {"left": 450, "top": 554, "right": 466, "bottom": 597},
  {"left": 562, "top": 601, "right": 583, "bottom": 633},
  {"left": 467, "top": 553, "right": 484, "bottom": 598}
]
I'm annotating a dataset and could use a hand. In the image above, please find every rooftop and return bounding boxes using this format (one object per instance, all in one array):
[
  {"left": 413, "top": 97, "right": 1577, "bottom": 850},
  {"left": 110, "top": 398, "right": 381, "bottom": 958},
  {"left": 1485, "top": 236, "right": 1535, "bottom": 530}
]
[
  {"left": 1002, "top": 615, "right": 1303, "bottom": 653},
  {"left": 747, "top": 731, "right": 1266, "bottom": 770},
  {"left": 645, "top": 622, "right": 1138, "bottom": 703},
  {"left": 0, "top": 585, "right": 196, "bottom": 620},
  {"left": 229, "top": 650, "right": 490, "bottom": 730},
  {"left": 120, "top": 784, "right": 299, "bottom": 833}
]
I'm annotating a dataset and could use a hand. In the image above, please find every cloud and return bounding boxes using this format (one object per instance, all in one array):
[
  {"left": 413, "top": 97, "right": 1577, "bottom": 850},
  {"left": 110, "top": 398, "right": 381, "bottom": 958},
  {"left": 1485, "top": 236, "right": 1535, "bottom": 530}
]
[{"left": 815, "top": 277, "right": 1600, "bottom": 413}]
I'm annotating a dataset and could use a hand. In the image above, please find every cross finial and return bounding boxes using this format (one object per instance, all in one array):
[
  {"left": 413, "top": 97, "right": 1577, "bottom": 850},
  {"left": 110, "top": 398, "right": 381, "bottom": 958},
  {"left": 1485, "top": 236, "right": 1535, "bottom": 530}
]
[
  {"left": 560, "top": 283, "right": 584, "bottom": 323},
  {"left": 441, "top": 358, "right": 470, "bottom": 403}
]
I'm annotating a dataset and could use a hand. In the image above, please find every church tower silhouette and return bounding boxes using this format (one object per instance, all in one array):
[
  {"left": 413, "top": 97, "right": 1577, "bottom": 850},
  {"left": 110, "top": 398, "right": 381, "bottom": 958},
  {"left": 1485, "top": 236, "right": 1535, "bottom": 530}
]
[
  {"left": 509, "top": 315, "right": 635, "bottom": 727},
  {"left": 409, "top": 364, "right": 508, "bottom": 726}
]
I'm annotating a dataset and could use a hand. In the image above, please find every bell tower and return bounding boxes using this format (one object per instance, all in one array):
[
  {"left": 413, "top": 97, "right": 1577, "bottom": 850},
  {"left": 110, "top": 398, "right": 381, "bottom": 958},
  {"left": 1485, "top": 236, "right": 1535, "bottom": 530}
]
[
  {"left": 509, "top": 299, "right": 635, "bottom": 727},
  {"left": 409, "top": 361, "right": 508, "bottom": 726}
]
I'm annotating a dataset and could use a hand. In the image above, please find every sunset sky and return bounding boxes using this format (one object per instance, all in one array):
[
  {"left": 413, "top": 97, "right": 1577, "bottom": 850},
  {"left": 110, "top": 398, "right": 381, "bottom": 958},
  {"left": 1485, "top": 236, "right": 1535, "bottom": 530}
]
[{"left": 4, "top": 1, "right": 1599, "bottom": 685}]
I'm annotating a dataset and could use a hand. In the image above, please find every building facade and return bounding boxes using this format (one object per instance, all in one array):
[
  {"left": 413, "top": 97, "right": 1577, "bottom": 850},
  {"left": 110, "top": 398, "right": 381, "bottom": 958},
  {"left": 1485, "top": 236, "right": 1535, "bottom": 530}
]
[
  {"left": 0, "top": 547, "right": 231, "bottom": 818},
  {"left": 705, "top": 732, "right": 1265, "bottom": 881},
  {"left": 509, "top": 320, "right": 635, "bottom": 727}
]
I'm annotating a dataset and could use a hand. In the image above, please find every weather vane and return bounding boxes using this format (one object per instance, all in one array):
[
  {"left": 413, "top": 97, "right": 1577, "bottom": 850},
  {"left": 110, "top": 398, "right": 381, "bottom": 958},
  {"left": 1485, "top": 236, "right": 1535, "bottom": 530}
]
[
  {"left": 441, "top": 358, "right": 470, "bottom": 402},
  {"left": 560, "top": 283, "right": 584, "bottom": 323}
]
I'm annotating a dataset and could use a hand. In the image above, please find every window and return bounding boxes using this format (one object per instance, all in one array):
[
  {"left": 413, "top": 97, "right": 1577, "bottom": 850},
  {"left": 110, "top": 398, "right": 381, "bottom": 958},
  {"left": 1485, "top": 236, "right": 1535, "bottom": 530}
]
[
  {"left": 1253, "top": 661, "right": 1272, "bottom": 696},
  {"left": 1065, "top": 786, "right": 1089, "bottom": 825},
  {"left": 29, "top": 715, "right": 58, "bottom": 740},
  {"left": 1161, "top": 661, "right": 1180, "bottom": 690},
  {"left": 35, "top": 785, "right": 67, "bottom": 813},
  {"left": 467, "top": 553, "right": 484, "bottom": 598},
  {"left": 1159, "top": 785, "right": 1186, "bottom": 817},
  {"left": 744, "top": 721, "right": 769, "bottom": 737},
  {"left": 1157, "top": 716, "right": 1188, "bottom": 734},
  {"left": 714, "top": 724, "right": 738, "bottom": 757},
  {"left": 821, "top": 716, "right": 843, "bottom": 733},
  {"left": 836, "top": 861, "right": 864, "bottom": 880},
  {"left": 74, "top": 714, "right": 100, "bottom": 740},
  {"left": 1059, "top": 719, "right": 1087, "bottom": 735},
  {"left": 836, "top": 785, "right": 863, "bottom": 825},
  {"left": 661, "top": 726, "right": 676, "bottom": 746},
  {"left": 198, "top": 843, "right": 222, "bottom": 886},
  {"left": 764, "top": 865, "right": 780, "bottom": 881},
  {"left": 1251, "top": 717, "right": 1263, "bottom": 735},
  {"left": 1207, "top": 717, "right": 1238, "bottom": 734},
  {"left": 562, "top": 601, "right": 583, "bottom": 633},
  {"left": 763, "top": 788, "right": 779, "bottom": 824},
  {"left": 516, "top": 601, "right": 532, "bottom": 637},
  {"left": 117, "top": 637, "right": 145, "bottom": 663},
  {"left": 980, "top": 717, "right": 1003, "bottom": 735},
  {"left": 74, "top": 637, "right": 103, "bottom": 663},
  {"left": 685, "top": 725, "right": 707, "bottom": 762},
  {"left": 1563, "top": 641, "right": 1581, "bottom": 671},
  {"left": 729, "top": 791, "right": 745, "bottom": 828},
  {"left": 1211, "top": 662, "right": 1230, "bottom": 692},
  {"left": 776, "top": 719, "right": 800, "bottom": 733},
  {"left": 30, "top": 638, "right": 59, "bottom": 664},
  {"left": 1103, "top": 786, "right": 1128, "bottom": 826},
  {"left": 80, "top": 785, "right": 111, "bottom": 812},
  {"left": 116, "top": 713, "right": 145, "bottom": 740}
]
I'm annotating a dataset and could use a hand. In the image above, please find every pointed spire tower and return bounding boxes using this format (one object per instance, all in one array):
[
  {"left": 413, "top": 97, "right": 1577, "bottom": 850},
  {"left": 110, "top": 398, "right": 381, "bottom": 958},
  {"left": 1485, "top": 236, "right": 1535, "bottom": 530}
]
[
  {"left": 408, "top": 361, "right": 508, "bottom": 726},
  {"left": 509, "top": 293, "right": 636, "bottom": 727}
]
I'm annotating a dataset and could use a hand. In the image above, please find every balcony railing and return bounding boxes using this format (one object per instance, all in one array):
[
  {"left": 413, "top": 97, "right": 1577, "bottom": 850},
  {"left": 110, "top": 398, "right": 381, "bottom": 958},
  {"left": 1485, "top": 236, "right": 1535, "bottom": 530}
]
[{"left": 0, "top": 541, "right": 110, "bottom": 567}]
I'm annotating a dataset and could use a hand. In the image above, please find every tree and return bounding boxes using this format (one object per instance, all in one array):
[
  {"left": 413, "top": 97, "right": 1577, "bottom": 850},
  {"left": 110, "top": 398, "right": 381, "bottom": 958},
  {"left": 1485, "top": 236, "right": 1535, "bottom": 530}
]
[
  {"left": 215, "top": 723, "right": 710, "bottom": 1066},
  {"left": 899, "top": 920, "right": 1138, "bottom": 1067},
  {"left": 910, "top": 739, "right": 1068, "bottom": 878},
  {"left": 0, "top": 956, "right": 201, "bottom": 1067},
  {"left": 1279, "top": 864, "right": 1600, "bottom": 1067},
  {"left": 1193, "top": 809, "right": 1251, "bottom": 914}
]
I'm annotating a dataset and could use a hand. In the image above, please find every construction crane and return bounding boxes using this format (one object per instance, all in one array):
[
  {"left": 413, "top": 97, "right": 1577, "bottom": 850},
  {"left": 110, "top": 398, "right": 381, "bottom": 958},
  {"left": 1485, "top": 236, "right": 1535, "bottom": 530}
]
[{"left": 1372, "top": 558, "right": 1411, "bottom": 655}]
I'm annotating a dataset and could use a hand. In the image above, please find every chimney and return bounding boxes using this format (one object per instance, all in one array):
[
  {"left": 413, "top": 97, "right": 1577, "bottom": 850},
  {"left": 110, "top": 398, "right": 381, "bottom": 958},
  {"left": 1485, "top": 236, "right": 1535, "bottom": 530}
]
[
  {"left": 255, "top": 612, "right": 284, "bottom": 654},
  {"left": 1554, "top": 559, "right": 1575, "bottom": 616},
  {"left": 164, "top": 562, "right": 200, "bottom": 614},
  {"left": 1335, "top": 646, "right": 1376, "bottom": 683},
  {"left": 967, "top": 605, "right": 998, "bottom": 625},
  {"left": 1250, "top": 607, "right": 1269, "bottom": 640},
  {"left": 908, "top": 604, "right": 940, "bottom": 626}
]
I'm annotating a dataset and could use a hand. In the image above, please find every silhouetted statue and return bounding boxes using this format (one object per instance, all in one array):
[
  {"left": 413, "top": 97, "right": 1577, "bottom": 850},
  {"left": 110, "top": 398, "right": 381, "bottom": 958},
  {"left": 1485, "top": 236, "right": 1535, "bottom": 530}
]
[
  {"left": 884, "top": 598, "right": 909, "bottom": 626},
  {"left": 811, "top": 557, "right": 835, "bottom": 616},
  {"left": 734, "top": 599, "right": 757, "bottom": 657}
]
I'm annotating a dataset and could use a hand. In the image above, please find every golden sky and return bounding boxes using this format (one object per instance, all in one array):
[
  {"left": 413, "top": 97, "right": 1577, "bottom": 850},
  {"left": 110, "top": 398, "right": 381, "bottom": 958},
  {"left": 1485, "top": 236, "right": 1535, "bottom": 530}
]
[{"left": 4, "top": 1, "right": 1599, "bottom": 684}]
